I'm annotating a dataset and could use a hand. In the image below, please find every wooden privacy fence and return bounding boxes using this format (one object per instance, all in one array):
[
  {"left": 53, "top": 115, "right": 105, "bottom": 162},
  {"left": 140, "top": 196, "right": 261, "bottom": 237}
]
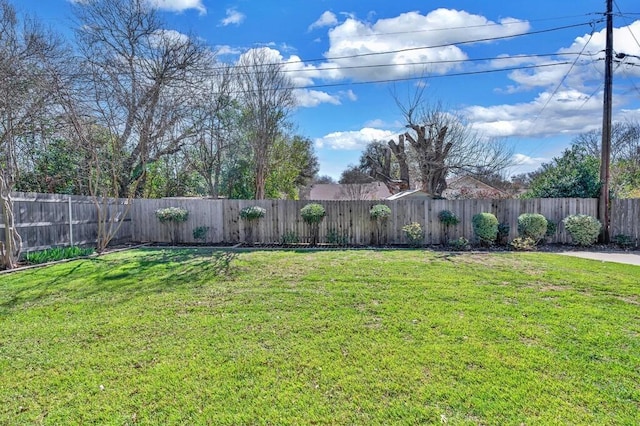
[
  {"left": 611, "top": 198, "right": 640, "bottom": 244},
  {"left": 4, "top": 193, "right": 639, "bottom": 250},
  {"left": 0, "top": 192, "right": 132, "bottom": 252},
  {"left": 130, "top": 197, "right": 604, "bottom": 245}
]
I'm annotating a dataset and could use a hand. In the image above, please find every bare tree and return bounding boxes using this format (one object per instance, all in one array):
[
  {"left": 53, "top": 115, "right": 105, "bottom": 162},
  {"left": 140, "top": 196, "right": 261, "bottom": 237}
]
[
  {"left": 73, "top": 0, "right": 210, "bottom": 197},
  {"left": 0, "top": 1, "right": 65, "bottom": 268},
  {"left": 390, "top": 88, "right": 512, "bottom": 197},
  {"left": 235, "top": 48, "right": 295, "bottom": 199},
  {"left": 186, "top": 64, "right": 238, "bottom": 198},
  {"left": 572, "top": 121, "right": 640, "bottom": 163}
]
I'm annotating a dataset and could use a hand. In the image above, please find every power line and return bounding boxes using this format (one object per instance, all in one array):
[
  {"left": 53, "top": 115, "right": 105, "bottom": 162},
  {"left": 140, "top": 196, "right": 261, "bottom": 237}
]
[
  {"left": 613, "top": 0, "right": 640, "bottom": 51},
  {"left": 229, "top": 20, "right": 602, "bottom": 69},
  {"left": 278, "top": 51, "right": 600, "bottom": 75},
  {"left": 528, "top": 30, "right": 596, "bottom": 130},
  {"left": 247, "top": 62, "right": 577, "bottom": 94}
]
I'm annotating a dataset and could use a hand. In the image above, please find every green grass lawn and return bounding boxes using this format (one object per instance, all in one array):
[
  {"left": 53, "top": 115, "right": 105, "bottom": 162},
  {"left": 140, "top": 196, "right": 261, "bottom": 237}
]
[{"left": 0, "top": 249, "right": 638, "bottom": 425}]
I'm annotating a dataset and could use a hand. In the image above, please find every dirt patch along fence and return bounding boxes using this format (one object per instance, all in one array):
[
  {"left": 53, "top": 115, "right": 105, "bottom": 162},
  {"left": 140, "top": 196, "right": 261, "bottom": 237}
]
[
  {"left": 4, "top": 194, "right": 639, "bottom": 250},
  {"left": 129, "top": 197, "right": 603, "bottom": 246}
]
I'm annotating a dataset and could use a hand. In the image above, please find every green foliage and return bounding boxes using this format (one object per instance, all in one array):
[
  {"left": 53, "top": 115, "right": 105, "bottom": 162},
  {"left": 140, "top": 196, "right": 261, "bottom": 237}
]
[
  {"left": 402, "top": 222, "right": 424, "bottom": 247},
  {"left": 545, "top": 219, "right": 558, "bottom": 238},
  {"left": 280, "top": 231, "right": 299, "bottom": 245},
  {"left": 15, "top": 138, "right": 89, "bottom": 195},
  {"left": 613, "top": 234, "right": 635, "bottom": 249},
  {"left": 517, "top": 213, "right": 548, "bottom": 242},
  {"left": 25, "top": 246, "right": 94, "bottom": 265},
  {"left": 563, "top": 214, "right": 602, "bottom": 246},
  {"left": 192, "top": 226, "right": 209, "bottom": 242},
  {"left": 370, "top": 204, "right": 391, "bottom": 221},
  {"left": 448, "top": 237, "right": 470, "bottom": 251},
  {"left": 472, "top": 213, "right": 499, "bottom": 245},
  {"left": 239, "top": 206, "right": 266, "bottom": 221},
  {"left": 155, "top": 207, "right": 189, "bottom": 223},
  {"left": 438, "top": 210, "right": 460, "bottom": 226},
  {"left": 524, "top": 146, "right": 600, "bottom": 198},
  {"left": 300, "top": 203, "right": 326, "bottom": 224},
  {"left": 327, "top": 229, "right": 349, "bottom": 246},
  {"left": 510, "top": 236, "right": 537, "bottom": 251},
  {"left": 265, "top": 136, "right": 319, "bottom": 199},
  {"left": 497, "top": 222, "right": 511, "bottom": 245}
]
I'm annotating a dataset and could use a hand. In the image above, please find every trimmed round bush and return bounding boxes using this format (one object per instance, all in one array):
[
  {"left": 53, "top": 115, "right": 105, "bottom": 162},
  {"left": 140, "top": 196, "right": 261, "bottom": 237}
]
[
  {"left": 517, "top": 213, "right": 548, "bottom": 242},
  {"left": 438, "top": 210, "right": 460, "bottom": 226},
  {"left": 240, "top": 206, "right": 266, "bottom": 221},
  {"left": 472, "top": 212, "right": 499, "bottom": 245},
  {"left": 370, "top": 204, "right": 392, "bottom": 221},
  {"left": 155, "top": 207, "right": 188, "bottom": 223},
  {"left": 300, "top": 203, "right": 326, "bottom": 224},
  {"left": 563, "top": 214, "right": 601, "bottom": 246}
]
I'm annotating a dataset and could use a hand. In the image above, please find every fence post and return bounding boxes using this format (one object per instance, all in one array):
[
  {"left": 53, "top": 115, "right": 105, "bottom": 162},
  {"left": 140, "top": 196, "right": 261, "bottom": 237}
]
[{"left": 68, "top": 196, "right": 74, "bottom": 247}]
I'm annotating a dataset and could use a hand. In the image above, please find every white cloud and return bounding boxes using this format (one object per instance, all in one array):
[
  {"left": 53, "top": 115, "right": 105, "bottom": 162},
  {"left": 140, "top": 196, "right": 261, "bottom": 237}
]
[
  {"left": 309, "top": 11, "right": 339, "bottom": 31},
  {"left": 315, "top": 127, "right": 396, "bottom": 150},
  {"left": 221, "top": 8, "right": 245, "bottom": 26},
  {"left": 317, "top": 9, "right": 530, "bottom": 82},
  {"left": 507, "top": 153, "right": 550, "bottom": 176},
  {"left": 340, "top": 89, "right": 358, "bottom": 101},
  {"left": 214, "top": 45, "right": 242, "bottom": 56},
  {"left": 147, "top": 0, "right": 206, "bottom": 14},
  {"left": 512, "top": 153, "right": 548, "bottom": 166},
  {"left": 149, "top": 29, "right": 189, "bottom": 48},
  {"left": 294, "top": 89, "right": 341, "bottom": 108}
]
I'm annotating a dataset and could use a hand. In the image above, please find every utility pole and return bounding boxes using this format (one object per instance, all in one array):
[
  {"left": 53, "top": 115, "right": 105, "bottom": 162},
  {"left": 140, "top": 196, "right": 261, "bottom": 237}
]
[{"left": 598, "top": 0, "right": 613, "bottom": 243}]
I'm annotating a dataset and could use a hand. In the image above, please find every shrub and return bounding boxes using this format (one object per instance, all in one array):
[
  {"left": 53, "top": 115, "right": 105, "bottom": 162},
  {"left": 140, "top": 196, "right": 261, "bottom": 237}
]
[
  {"left": 281, "top": 231, "right": 299, "bottom": 245},
  {"left": 545, "top": 219, "right": 557, "bottom": 238},
  {"left": 192, "top": 226, "right": 209, "bottom": 242},
  {"left": 327, "top": 229, "right": 349, "bottom": 246},
  {"left": 300, "top": 203, "right": 326, "bottom": 224},
  {"left": 613, "top": 234, "right": 635, "bottom": 249},
  {"left": 510, "top": 236, "right": 537, "bottom": 251},
  {"left": 402, "top": 222, "right": 424, "bottom": 247},
  {"left": 472, "top": 212, "right": 499, "bottom": 245},
  {"left": 240, "top": 206, "right": 266, "bottom": 221},
  {"left": 370, "top": 204, "right": 391, "bottom": 246},
  {"left": 563, "top": 214, "right": 601, "bottom": 246},
  {"left": 301, "top": 203, "right": 326, "bottom": 246},
  {"left": 517, "top": 213, "right": 548, "bottom": 242},
  {"left": 155, "top": 207, "right": 188, "bottom": 223},
  {"left": 438, "top": 210, "right": 460, "bottom": 226},
  {"left": 497, "top": 222, "right": 510, "bottom": 245},
  {"left": 25, "top": 246, "right": 94, "bottom": 265},
  {"left": 370, "top": 204, "right": 391, "bottom": 221},
  {"left": 448, "top": 237, "right": 470, "bottom": 251}
]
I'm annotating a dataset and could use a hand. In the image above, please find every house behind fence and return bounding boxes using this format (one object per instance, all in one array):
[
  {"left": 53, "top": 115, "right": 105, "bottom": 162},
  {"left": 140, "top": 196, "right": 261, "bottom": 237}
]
[{"left": 2, "top": 192, "right": 639, "bottom": 251}]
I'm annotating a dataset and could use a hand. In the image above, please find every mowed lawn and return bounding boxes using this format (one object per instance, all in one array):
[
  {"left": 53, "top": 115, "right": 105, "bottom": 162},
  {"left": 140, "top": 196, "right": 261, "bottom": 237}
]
[{"left": 0, "top": 249, "right": 638, "bottom": 425}]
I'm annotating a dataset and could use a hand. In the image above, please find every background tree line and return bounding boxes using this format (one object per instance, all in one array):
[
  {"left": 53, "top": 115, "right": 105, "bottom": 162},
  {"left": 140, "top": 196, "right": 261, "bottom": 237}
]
[{"left": 3, "top": 0, "right": 318, "bottom": 203}]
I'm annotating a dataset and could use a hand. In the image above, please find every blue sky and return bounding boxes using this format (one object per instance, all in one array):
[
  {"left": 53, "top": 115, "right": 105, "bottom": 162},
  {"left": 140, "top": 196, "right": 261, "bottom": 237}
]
[{"left": 15, "top": 0, "right": 640, "bottom": 179}]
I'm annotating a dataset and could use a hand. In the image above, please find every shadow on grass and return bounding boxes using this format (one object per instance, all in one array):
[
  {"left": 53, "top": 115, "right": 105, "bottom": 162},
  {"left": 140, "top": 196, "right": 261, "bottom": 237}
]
[
  {"left": 0, "top": 262, "right": 87, "bottom": 312},
  {"left": 0, "top": 249, "right": 237, "bottom": 312}
]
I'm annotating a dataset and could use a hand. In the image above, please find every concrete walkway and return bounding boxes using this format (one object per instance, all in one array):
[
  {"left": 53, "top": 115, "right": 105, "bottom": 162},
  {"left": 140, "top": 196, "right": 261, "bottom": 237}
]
[{"left": 558, "top": 251, "right": 640, "bottom": 266}]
